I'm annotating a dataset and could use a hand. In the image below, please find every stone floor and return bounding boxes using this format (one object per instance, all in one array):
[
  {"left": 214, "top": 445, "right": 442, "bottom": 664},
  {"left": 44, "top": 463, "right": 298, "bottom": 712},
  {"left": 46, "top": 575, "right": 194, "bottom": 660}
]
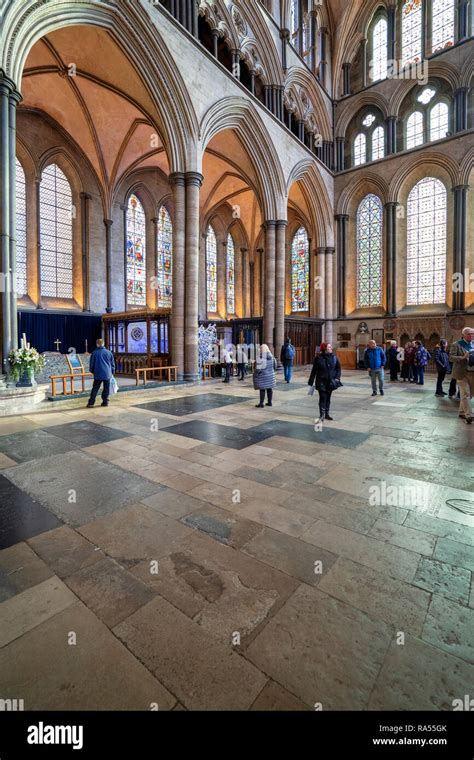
[{"left": 0, "top": 368, "right": 473, "bottom": 710}]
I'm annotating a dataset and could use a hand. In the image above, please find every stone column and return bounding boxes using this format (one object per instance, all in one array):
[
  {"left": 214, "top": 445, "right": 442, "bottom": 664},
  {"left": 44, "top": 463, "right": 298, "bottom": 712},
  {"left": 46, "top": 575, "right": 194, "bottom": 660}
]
[
  {"left": 104, "top": 219, "right": 113, "bottom": 313},
  {"left": 324, "top": 248, "right": 335, "bottom": 343},
  {"left": 241, "top": 247, "right": 249, "bottom": 317},
  {"left": 263, "top": 222, "right": 276, "bottom": 352},
  {"left": 211, "top": 29, "right": 219, "bottom": 58},
  {"left": 386, "top": 116, "right": 397, "bottom": 154},
  {"left": 387, "top": 6, "right": 396, "bottom": 61},
  {"left": 275, "top": 220, "right": 287, "bottom": 362},
  {"left": 453, "top": 185, "right": 469, "bottom": 312},
  {"left": 319, "top": 28, "right": 328, "bottom": 88},
  {"left": 235, "top": 245, "right": 243, "bottom": 317},
  {"left": 170, "top": 172, "right": 185, "bottom": 379},
  {"left": 454, "top": 88, "right": 468, "bottom": 132},
  {"left": 1, "top": 77, "right": 11, "bottom": 373},
  {"left": 316, "top": 247, "right": 326, "bottom": 320},
  {"left": 249, "top": 255, "right": 255, "bottom": 317},
  {"left": 184, "top": 171, "right": 203, "bottom": 382},
  {"left": 149, "top": 216, "right": 158, "bottom": 308},
  {"left": 199, "top": 231, "right": 207, "bottom": 320},
  {"left": 335, "top": 215, "right": 348, "bottom": 318},
  {"left": 280, "top": 28, "right": 290, "bottom": 71},
  {"left": 361, "top": 38, "right": 368, "bottom": 88},
  {"left": 35, "top": 178, "right": 43, "bottom": 309},
  {"left": 80, "top": 193, "right": 91, "bottom": 312},
  {"left": 335, "top": 137, "right": 345, "bottom": 171},
  {"left": 342, "top": 63, "right": 351, "bottom": 96},
  {"left": 385, "top": 202, "right": 398, "bottom": 316},
  {"left": 231, "top": 49, "right": 241, "bottom": 80},
  {"left": 457, "top": 0, "right": 469, "bottom": 40},
  {"left": 218, "top": 240, "right": 226, "bottom": 318}
]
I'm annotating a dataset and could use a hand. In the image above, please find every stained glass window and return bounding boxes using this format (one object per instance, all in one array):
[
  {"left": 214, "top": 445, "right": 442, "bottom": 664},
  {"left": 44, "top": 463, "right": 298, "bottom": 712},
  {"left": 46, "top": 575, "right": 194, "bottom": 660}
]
[
  {"left": 407, "top": 177, "right": 447, "bottom": 305},
  {"left": 362, "top": 113, "right": 376, "bottom": 128},
  {"left": 291, "top": 226, "right": 309, "bottom": 312},
  {"left": 157, "top": 205, "right": 172, "bottom": 308},
  {"left": 371, "top": 18, "right": 387, "bottom": 81},
  {"left": 432, "top": 0, "right": 454, "bottom": 53},
  {"left": 354, "top": 133, "right": 367, "bottom": 166},
  {"left": 206, "top": 225, "right": 217, "bottom": 313},
  {"left": 430, "top": 101, "right": 449, "bottom": 141},
  {"left": 356, "top": 194, "right": 383, "bottom": 308},
  {"left": 372, "top": 126, "right": 385, "bottom": 160},
  {"left": 418, "top": 87, "right": 436, "bottom": 105},
  {"left": 15, "top": 158, "right": 27, "bottom": 297},
  {"left": 401, "top": 0, "right": 422, "bottom": 66},
  {"left": 39, "top": 163, "right": 73, "bottom": 299},
  {"left": 290, "top": 0, "right": 299, "bottom": 41},
  {"left": 126, "top": 194, "right": 146, "bottom": 308},
  {"left": 406, "top": 110, "right": 424, "bottom": 148},
  {"left": 226, "top": 232, "right": 235, "bottom": 315}
]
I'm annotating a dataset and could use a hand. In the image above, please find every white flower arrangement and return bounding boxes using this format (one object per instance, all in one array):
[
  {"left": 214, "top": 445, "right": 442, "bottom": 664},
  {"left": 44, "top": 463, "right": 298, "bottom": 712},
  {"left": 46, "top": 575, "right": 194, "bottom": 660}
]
[{"left": 8, "top": 346, "right": 45, "bottom": 381}]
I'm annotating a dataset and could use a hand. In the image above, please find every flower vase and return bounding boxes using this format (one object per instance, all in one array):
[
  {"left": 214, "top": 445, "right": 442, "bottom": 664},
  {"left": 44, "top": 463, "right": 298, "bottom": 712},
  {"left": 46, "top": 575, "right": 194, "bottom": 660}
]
[{"left": 16, "top": 367, "right": 33, "bottom": 388}]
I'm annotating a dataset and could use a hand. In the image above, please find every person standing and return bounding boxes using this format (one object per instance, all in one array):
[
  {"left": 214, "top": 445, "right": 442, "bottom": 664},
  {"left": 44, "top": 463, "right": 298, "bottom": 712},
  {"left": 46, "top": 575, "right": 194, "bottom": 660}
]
[
  {"left": 364, "top": 339, "right": 386, "bottom": 396},
  {"left": 87, "top": 338, "right": 115, "bottom": 408},
  {"left": 223, "top": 346, "right": 233, "bottom": 383},
  {"left": 414, "top": 340, "right": 431, "bottom": 386},
  {"left": 401, "top": 341, "right": 415, "bottom": 383},
  {"left": 308, "top": 343, "right": 341, "bottom": 422},
  {"left": 449, "top": 327, "right": 474, "bottom": 424},
  {"left": 236, "top": 344, "right": 248, "bottom": 381},
  {"left": 388, "top": 340, "right": 400, "bottom": 381},
  {"left": 280, "top": 337, "right": 296, "bottom": 383},
  {"left": 254, "top": 344, "right": 277, "bottom": 407},
  {"left": 433, "top": 340, "right": 450, "bottom": 397}
]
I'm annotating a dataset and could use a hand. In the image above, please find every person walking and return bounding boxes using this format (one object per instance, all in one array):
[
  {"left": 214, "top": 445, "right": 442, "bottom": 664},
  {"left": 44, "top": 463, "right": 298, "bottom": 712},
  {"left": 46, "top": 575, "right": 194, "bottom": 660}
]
[
  {"left": 414, "top": 340, "right": 431, "bottom": 386},
  {"left": 449, "top": 327, "right": 474, "bottom": 424},
  {"left": 280, "top": 337, "right": 296, "bottom": 383},
  {"left": 388, "top": 340, "right": 400, "bottom": 381},
  {"left": 433, "top": 340, "right": 451, "bottom": 397},
  {"left": 308, "top": 343, "right": 341, "bottom": 422},
  {"left": 236, "top": 344, "right": 248, "bottom": 381},
  {"left": 364, "top": 339, "right": 386, "bottom": 396},
  {"left": 254, "top": 344, "right": 277, "bottom": 407},
  {"left": 87, "top": 338, "right": 115, "bottom": 408},
  {"left": 223, "top": 346, "right": 233, "bottom": 383}
]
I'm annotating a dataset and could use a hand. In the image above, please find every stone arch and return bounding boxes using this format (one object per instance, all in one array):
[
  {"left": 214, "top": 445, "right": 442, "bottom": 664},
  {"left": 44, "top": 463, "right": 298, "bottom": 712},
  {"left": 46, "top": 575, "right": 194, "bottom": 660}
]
[
  {"left": 389, "top": 152, "right": 460, "bottom": 201},
  {"left": 287, "top": 159, "right": 335, "bottom": 247},
  {"left": 1, "top": 0, "right": 198, "bottom": 173},
  {"left": 337, "top": 172, "right": 389, "bottom": 215},
  {"left": 284, "top": 67, "right": 332, "bottom": 140},
  {"left": 389, "top": 64, "right": 459, "bottom": 117},
  {"left": 335, "top": 91, "right": 389, "bottom": 136}
]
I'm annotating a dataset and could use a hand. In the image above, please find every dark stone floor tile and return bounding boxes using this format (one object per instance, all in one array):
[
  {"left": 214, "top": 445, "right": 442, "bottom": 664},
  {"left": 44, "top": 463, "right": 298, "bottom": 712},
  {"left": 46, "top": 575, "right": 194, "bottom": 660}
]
[
  {"left": 0, "top": 429, "right": 77, "bottom": 464},
  {"left": 135, "top": 393, "right": 250, "bottom": 417},
  {"left": 164, "top": 420, "right": 272, "bottom": 449},
  {"left": 180, "top": 505, "right": 263, "bottom": 548},
  {"left": 46, "top": 421, "right": 132, "bottom": 447},
  {"left": 252, "top": 420, "right": 370, "bottom": 449},
  {"left": 0, "top": 542, "right": 53, "bottom": 601},
  {"left": 0, "top": 475, "right": 62, "bottom": 550}
]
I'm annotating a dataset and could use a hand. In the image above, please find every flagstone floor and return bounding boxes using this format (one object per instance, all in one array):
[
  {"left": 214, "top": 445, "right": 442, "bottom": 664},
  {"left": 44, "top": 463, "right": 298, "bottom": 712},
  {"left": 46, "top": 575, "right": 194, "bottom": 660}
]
[{"left": 0, "top": 368, "right": 473, "bottom": 710}]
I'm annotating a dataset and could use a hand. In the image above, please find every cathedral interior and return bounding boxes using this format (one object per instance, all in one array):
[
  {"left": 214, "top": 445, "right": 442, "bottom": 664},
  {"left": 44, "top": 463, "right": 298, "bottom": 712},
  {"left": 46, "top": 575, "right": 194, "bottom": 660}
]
[{"left": 0, "top": 0, "right": 473, "bottom": 716}]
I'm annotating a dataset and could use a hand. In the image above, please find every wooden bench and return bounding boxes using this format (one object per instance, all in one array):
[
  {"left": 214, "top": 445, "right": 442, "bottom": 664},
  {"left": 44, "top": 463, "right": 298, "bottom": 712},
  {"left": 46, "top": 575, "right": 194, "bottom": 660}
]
[
  {"left": 50, "top": 373, "right": 93, "bottom": 397},
  {"left": 135, "top": 366, "right": 178, "bottom": 386}
]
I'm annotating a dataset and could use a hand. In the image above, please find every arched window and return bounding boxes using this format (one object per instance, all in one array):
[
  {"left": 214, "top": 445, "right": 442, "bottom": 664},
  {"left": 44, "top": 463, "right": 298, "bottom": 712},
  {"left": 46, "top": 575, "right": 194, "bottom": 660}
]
[
  {"left": 39, "top": 163, "right": 73, "bottom": 299},
  {"left": 406, "top": 110, "right": 424, "bottom": 148},
  {"left": 431, "top": 0, "right": 455, "bottom": 54},
  {"left": 15, "top": 158, "right": 27, "bottom": 297},
  {"left": 206, "top": 225, "right": 217, "bottom": 313},
  {"left": 226, "top": 233, "right": 235, "bottom": 315},
  {"left": 354, "top": 133, "right": 367, "bottom": 165},
  {"left": 291, "top": 226, "right": 309, "bottom": 312},
  {"left": 407, "top": 177, "right": 447, "bottom": 305},
  {"left": 356, "top": 194, "right": 383, "bottom": 308},
  {"left": 372, "top": 126, "right": 385, "bottom": 160},
  {"left": 290, "top": 0, "right": 299, "bottom": 41},
  {"left": 430, "top": 101, "right": 449, "bottom": 141},
  {"left": 371, "top": 17, "right": 387, "bottom": 81},
  {"left": 126, "top": 194, "right": 146, "bottom": 308},
  {"left": 401, "top": 0, "right": 423, "bottom": 66},
  {"left": 157, "top": 205, "right": 172, "bottom": 308}
]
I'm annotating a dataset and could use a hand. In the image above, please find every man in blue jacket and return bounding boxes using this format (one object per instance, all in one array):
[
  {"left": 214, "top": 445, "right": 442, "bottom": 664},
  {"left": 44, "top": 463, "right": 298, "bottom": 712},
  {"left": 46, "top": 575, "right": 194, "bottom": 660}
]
[
  {"left": 87, "top": 339, "right": 116, "bottom": 408},
  {"left": 364, "top": 339, "right": 386, "bottom": 397}
]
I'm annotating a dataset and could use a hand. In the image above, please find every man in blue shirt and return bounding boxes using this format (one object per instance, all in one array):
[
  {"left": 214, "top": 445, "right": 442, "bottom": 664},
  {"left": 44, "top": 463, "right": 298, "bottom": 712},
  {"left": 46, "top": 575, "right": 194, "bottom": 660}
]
[
  {"left": 280, "top": 338, "right": 296, "bottom": 383},
  {"left": 364, "top": 339, "right": 387, "bottom": 397},
  {"left": 87, "top": 339, "right": 116, "bottom": 408}
]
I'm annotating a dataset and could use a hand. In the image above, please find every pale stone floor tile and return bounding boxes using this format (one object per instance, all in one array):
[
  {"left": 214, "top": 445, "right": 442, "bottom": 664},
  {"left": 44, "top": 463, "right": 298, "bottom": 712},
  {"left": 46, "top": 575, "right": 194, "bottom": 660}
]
[
  {"left": 0, "top": 542, "right": 53, "bottom": 601},
  {"left": 422, "top": 594, "right": 474, "bottom": 664},
  {"left": 433, "top": 536, "right": 474, "bottom": 571},
  {"left": 413, "top": 557, "right": 471, "bottom": 604},
  {"left": 231, "top": 498, "right": 317, "bottom": 538},
  {"left": 250, "top": 681, "right": 310, "bottom": 711},
  {"left": 369, "top": 518, "right": 437, "bottom": 556},
  {"left": 0, "top": 452, "right": 17, "bottom": 468},
  {"left": 27, "top": 525, "right": 105, "bottom": 579}
]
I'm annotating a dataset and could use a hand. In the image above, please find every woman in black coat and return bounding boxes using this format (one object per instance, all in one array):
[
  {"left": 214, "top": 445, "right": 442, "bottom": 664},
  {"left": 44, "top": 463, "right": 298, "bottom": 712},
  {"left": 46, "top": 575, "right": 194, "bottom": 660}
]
[{"left": 308, "top": 342, "right": 342, "bottom": 421}]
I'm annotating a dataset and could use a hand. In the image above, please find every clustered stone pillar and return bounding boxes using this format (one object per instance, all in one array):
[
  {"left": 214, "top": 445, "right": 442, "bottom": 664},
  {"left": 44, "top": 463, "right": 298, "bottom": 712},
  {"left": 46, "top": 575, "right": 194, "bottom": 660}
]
[
  {"left": 263, "top": 221, "right": 276, "bottom": 353},
  {"left": 457, "top": 0, "right": 470, "bottom": 40},
  {"left": 385, "top": 202, "right": 398, "bottom": 316},
  {"left": 387, "top": 6, "right": 396, "bottom": 62},
  {"left": 170, "top": 172, "right": 185, "bottom": 379},
  {"left": 184, "top": 172, "right": 203, "bottom": 382},
  {"left": 169, "top": 0, "right": 198, "bottom": 37},
  {"left": 325, "top": 248, "right": 335, "bottom": 343},
  {"left": 342, "top": 63, "right": 351, "bottom": 97},
  {"left": 316, "top": 247, "right": 326, "bottom": 321},
  {"left": 361, "top": 39, "right": 368, "bottom": 88},
  {"left": 275, "top": 221, "right": 287, "bottom": 362},
  {"left": 335, "top": 137, "right": 345, "bottom": 172},
  {"left": 319, "top": 28, "right": 328, "bottom": 89},
  {"left": 80, "top": 193, "right": 91, "bottom": 312},
  {"left": 104, "top": 219, "right": 113, "bottom": 313},
  {"left": 453, "top": 184, "right": 469, "bottom": 312},
  {"left": 335, "top": 215, "right": 348, "bottom": 318},
  {"left": 386, "top": 116, "right": 397, "bottom": 155},
  {"left": 1, "top": 72, "right": 20, "bottom": 377},
  {"left": 454, "top": 88, "right": 468, "bottom": 132},
  {"left": 217, "top": 240, "right": 226, "bottom": 318}
]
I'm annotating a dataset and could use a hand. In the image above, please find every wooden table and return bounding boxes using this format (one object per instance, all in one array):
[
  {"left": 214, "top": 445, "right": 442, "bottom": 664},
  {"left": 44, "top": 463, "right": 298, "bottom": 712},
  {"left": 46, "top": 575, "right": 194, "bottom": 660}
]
[{"left": 135, "top": 366, "right": 178, "bottom": 385}]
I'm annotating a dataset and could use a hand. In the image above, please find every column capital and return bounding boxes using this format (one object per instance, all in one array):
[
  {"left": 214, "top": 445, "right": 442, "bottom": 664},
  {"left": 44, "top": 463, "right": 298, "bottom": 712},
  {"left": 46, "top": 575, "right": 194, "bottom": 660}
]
[
  {"left": 263, "top": 220, "right": 277, "bottom": 230},
  {"left": 452, "top": 184, "right": 469, "bottom": 192},
  {"left": 185, "top": 171, "right": 204, "bottom": 188},
  {"left": 80, "top": 192, "right": 92, "bottom": 201},
  {"left": 256, "top": 247, "right": 264, "bottom": 254},
  {"left": 0, "top": 71, "right": 18, "bottom": 95},
  {"left": 240, "top": 247, "right": 248, "bottom": 253},
  {"left": 317, "top": 246, "right": 326, "bottom": 256},
  {"left": 104, "top": 218, "right": 113, "bottom": 227},
  {"left": 335, "top": 214, "right": 349, "bottom": 221},
  {"left": 384, "top": 200, "right": 400, "bottom": 208},
  {"left": 169, "top": 171, "right": 186, "bottom": 186},
  {"left": 325, "top": 247, "right": 335, "bottom": 256},
  {"left": 151, "top": 217, "right": 158, "bottom": 225},
  {"left": 280, "top": 28, "right": 290, "bottom": 41},
  {"left": 276, "top": 219, "right": 288, "bottom": 228}
]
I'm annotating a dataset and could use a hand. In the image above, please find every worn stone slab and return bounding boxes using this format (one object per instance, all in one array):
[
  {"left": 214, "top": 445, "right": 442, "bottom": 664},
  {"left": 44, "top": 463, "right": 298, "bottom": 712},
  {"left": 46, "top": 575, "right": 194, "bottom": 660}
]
[
  {"left": 369, "top": 518, "right": 437, "bottom": 556},
  {"left": 0, "top": 475, "right": 62, "bottom": 551},
  {"left": 113, "top": 596, "right": 267, "bottom": 710},
  {"left": 0, "top": 542, "right": 53, "bottom": 602},
  {"left": 47, "top": 420, "right": 133, "bottom": 447},
  {"left": 319, "top": 557, "right": 431, "bottom": 636},
  {"left": 250, "top": 681, "right": 310, "bottom": 711},
  {"left": 246, "top": 585, "right": 392, "bottom": 709},
  {"left": 242, "top": 526, "right": 337, "bottom": 586},
  {"left": 140, "top": 489, "right": 205, "bottom": 519},
  {"left": 0, "top": 576, "right": 76, "bottom": 647},
  {"left": 413, "top": 557, "right": 471, "bottom": 604},
  {"left": 422, "top": 594, "right": 474, "bottom": 664},
  {"left": 0, "top": 429, "right": 77, "bottom": 463},
  {"left": 433, "top": 537, "right": 474, "bottom": 572},
  {"left": 231, "top": 498, "right": 316, "bottom": 538},
  {"left": 0, "top": 601, "right": 176, "bottom": 709},
  {"left": 4, "top": 451, "right": 160, "bottom": 527},
  {"left": 405, "top": 511, "right": 474, "bottom": 546},
  {"left": 369, "top": 634, "right": 474, "bottom": 710},
  {"left": 28, "top": 525, "right": 105, "bottom": 579},
  {"left": 0, "top": 453, "right": 17, "bottom": 469},
  {"left": 180, "top": 504, "right": 263, "bottom": 548}
]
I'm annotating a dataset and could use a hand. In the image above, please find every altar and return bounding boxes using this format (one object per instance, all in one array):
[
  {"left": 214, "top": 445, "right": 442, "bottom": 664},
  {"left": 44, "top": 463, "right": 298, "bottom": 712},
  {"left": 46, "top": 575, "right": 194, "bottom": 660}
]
[{"left": 102, "top": 309, "right": 171, "bottom": 376}]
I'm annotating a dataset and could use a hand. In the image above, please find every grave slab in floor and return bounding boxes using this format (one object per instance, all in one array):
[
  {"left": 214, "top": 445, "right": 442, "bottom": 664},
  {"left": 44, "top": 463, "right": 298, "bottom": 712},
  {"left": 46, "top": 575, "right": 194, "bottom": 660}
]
[
  {"left": 0, "top": 475, "right": 62, "bottom": 550},
  {"left": 164, "top": 419, "right": 273, "bottom": 449},
  {"left": 135, "top": 393, "right": 250, "bottom": 416},
  {"left": 46, "top": 420, "right": 133, "bottom": 447},
  {"left": 0, "top": 428, "right": 78, "bottom": 463}
]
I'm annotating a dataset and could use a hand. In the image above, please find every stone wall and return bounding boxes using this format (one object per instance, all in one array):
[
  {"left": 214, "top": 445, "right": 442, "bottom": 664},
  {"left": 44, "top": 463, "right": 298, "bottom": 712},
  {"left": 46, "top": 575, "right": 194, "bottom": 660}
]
[{"left": 35, "top": 354, "right": 91, "bottom": 385}]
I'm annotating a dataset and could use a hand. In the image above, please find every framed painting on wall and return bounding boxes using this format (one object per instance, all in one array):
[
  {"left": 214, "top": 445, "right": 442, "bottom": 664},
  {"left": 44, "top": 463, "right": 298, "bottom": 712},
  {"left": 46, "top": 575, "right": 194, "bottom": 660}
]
[{"left": 372, "top": 329, "right": 384, "bottom": 344}]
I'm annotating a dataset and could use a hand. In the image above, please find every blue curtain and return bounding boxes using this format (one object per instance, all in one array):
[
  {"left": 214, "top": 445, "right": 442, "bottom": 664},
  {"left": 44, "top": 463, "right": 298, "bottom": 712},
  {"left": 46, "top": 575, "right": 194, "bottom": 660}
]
[{"left": 18, "top": 312, "right": 102, "bottom": 354}]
